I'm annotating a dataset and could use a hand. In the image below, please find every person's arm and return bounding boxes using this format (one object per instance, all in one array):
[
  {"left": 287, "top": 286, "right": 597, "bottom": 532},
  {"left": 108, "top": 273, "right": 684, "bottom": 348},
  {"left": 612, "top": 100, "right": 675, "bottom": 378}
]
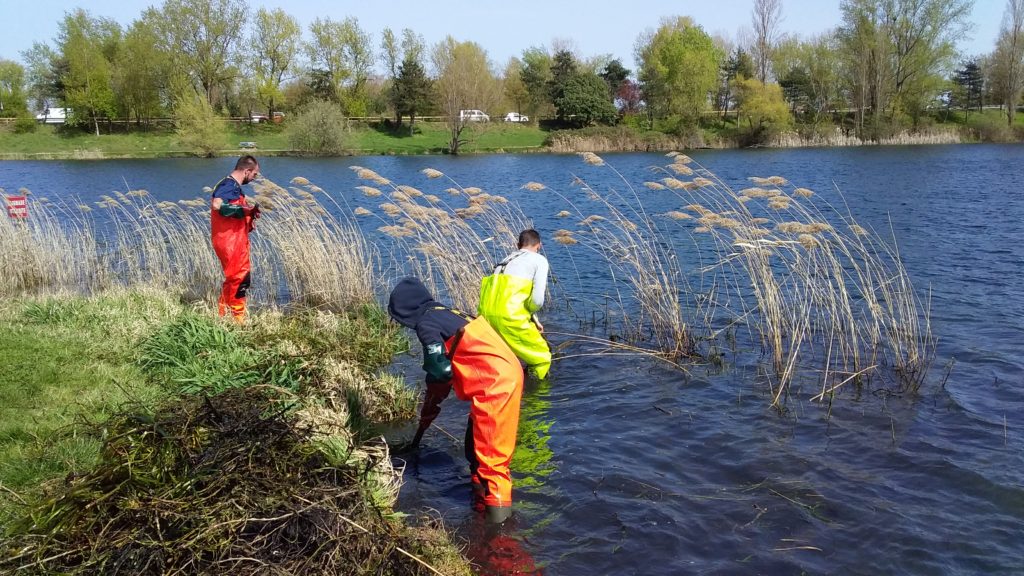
[
  {"left": 528, "top": 256, "right": 549, "bottom": 312},
  {"left": 211, "top": 180, "right": 251, "bottom": 218},
  {"left": 416, "top": 311, "right": 453, "bottom": 381}
]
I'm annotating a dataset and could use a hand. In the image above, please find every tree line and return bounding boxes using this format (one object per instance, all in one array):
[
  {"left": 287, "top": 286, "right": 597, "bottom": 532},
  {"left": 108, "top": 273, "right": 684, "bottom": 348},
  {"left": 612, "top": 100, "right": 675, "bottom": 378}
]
[{"left": 0, "top": 0, "right": 1022, "bottom": 150}]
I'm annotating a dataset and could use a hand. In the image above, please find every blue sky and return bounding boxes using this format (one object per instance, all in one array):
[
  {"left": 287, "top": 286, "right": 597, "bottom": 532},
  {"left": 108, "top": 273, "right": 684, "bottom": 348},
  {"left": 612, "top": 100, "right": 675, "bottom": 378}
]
[{"left": 1, "top": 0, "right": 1007, "bottom": 71}]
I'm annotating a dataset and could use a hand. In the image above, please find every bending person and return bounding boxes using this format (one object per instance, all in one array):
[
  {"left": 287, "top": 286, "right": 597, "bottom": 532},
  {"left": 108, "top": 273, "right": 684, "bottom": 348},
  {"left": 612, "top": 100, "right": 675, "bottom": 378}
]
[
  {"left": 478, "top": 229, "right": 552, "bottom": 379},
  {"left": 210, "top": 155, "right": 261, "bottom": 323},
  {"left": 388, "top": 277, "right": 524, "bottom": 524}
]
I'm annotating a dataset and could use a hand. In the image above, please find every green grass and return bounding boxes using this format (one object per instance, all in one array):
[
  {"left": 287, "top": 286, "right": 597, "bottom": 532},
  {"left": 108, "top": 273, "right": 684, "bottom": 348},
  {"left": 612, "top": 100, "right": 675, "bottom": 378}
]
[
  {"left": 346, "top": 121, "right": 548, "bottom": 154},
  {"left": 0, "top": 120, "right": 548, "bottom": 159},
  {"left": 0, "top": 290, "right": 181, "bottom": 524},
  {"left": 2, "top": 110, "right": 1022, "bottom": 160}
]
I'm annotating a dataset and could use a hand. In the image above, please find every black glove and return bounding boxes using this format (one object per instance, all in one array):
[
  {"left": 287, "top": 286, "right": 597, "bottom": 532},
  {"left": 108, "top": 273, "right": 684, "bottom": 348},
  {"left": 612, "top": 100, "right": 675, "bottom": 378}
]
[
  {"left": 423, "top": 342, "right": 452, "bottom": 381},
  {"left": 251, "top": 202, "right": 261, "bottom": 219}
]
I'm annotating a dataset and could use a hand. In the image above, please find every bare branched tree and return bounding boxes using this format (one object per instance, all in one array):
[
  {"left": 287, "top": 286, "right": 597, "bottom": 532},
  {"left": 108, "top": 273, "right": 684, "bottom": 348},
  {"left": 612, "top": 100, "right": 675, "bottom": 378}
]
[
  {"left": 431, "top": 36, "right": 499, "bottom": 154},
  {"left": 994, "top": 0, "right": 1024, "bottom": 125},
  {"left": 752, "top": 0, "right": 784, "bottom": 83}
]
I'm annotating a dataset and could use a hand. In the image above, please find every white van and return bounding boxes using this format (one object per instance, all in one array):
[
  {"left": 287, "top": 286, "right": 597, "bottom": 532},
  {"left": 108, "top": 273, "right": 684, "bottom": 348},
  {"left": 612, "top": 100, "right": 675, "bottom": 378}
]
[
  {"left": 35, "top": 108, "right": 71, "bottom": 124},
  {"left": 459, "top": 109, "right": 490, "bottom": 122}
]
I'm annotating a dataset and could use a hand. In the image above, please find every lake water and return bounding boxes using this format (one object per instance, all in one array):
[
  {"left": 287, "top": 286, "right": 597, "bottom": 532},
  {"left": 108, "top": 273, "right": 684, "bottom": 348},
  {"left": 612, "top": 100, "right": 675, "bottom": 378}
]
[{"left": 2, "top": 145, "right": 1022, "bottom": 575}]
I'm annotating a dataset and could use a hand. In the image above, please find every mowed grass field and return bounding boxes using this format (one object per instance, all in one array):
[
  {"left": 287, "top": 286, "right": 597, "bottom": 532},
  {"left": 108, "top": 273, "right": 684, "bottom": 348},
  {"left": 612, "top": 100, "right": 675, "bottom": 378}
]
[{"left": 0, "top": 119, "right": 549, "bottom": 158}]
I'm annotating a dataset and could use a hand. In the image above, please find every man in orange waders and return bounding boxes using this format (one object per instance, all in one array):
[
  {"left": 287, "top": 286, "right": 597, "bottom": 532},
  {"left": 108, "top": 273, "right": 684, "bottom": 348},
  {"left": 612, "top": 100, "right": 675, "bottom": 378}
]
[
  {"left": 388, "top": 277, "right": 524, "bottom": 524},
  {"left": 210, "top": 155, "right": 261, "bottom": 323}
]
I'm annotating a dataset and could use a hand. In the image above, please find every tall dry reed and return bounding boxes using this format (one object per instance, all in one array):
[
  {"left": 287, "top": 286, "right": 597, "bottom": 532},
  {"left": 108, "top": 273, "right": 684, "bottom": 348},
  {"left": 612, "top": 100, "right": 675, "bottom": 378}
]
[
  {"left": 0, "top": 180, "right": 377, "bottom": 312},
  {"left": 1, "top": 157, "right": 932, "bottom": 407},
  {"left": 347, "top": 165, "right": 531, "bottom": 313}
]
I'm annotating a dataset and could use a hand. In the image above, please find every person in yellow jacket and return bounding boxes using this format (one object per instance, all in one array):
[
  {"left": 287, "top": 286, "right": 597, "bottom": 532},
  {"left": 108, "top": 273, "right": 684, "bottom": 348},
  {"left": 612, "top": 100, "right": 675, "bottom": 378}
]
[{"left": 478, "top": 229, "right": 552, "bottom": 379}]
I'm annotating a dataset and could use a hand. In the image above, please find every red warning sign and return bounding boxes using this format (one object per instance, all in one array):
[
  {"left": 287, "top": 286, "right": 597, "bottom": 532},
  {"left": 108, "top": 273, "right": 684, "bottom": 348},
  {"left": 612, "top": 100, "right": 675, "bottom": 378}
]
[{"left": 6, "top": 195, "right": 28, "bottom": 219}]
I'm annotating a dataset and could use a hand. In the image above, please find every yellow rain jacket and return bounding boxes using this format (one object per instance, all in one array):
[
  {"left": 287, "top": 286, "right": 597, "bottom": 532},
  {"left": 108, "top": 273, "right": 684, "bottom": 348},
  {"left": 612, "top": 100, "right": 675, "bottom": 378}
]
[{"left": 479, "top": 271, "right": 552, "bottom": 379}]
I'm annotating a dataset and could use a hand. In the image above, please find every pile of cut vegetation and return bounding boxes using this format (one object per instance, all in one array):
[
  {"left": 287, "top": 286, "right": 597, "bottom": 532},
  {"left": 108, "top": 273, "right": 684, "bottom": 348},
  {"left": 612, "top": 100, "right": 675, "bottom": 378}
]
[{"left": 1, "top": 386, "right": 450, "bottom": 575}]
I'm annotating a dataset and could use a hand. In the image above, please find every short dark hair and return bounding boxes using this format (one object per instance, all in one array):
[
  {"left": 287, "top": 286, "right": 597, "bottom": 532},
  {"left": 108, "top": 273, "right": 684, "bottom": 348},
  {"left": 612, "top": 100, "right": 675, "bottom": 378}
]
[
  {"left": 517, "top": 229, "right": 541, "bottom": 249},
  {"left": 235, "top": 155, "right": 258, "bottom": 170}
]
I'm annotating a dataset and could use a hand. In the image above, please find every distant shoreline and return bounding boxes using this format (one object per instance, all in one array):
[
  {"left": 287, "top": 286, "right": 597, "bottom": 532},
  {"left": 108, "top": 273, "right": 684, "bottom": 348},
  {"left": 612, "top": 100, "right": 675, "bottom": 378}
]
[{"left": 1, "top": 124, "right": 1019, "bottom": 161}]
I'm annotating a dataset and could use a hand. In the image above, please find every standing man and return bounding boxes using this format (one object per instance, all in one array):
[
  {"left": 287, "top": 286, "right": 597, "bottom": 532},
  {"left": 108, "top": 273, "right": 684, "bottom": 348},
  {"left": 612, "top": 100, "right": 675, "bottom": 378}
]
[
  {"left": 478, "top": 229, "right": 552, "bottom": 379},
  {"left": 388, "top": 277, "right": 524, "bottom": 524},
  {"left": 210, "top": 155, "right": 261, "bottom": 323}
]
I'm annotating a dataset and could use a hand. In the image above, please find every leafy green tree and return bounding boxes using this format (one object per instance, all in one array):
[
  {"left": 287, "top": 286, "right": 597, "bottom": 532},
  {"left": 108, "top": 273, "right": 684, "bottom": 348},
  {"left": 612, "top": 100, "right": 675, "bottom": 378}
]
[
  {"left": 307, "top": 16, "right": 373, "bottom": 115},
  {"left": 431, "top": 36, "right": 499, "bottom": 154},
  {"left": 520, "top": 47, "right": 553, "bottom": 117},
  {"left": 778, "top": 66, "right": 811, "bottom": 113},
  {"left": 555, "top": 72, "right": 618, "bottom": 126},
  {"left": 718, "top": 47, "right": 755, "bottom": 117},
  {"left": 287, "top": 99, "right": 349, "bottom": 155},
  {"left": 59, "top": 9, "right": 120, "bottom": 135},
  {"left": 113, "top": 19, "right": 165, "bottom": 124},
  {"left": 174, "top": 84, "right": 223, "bottom": 157},
  {"left": 952, "top": 59, "right": 984, "bottom": 115},
  {"left": 839, "top": 0, "right": 972, "bottom": 135},
  {"left": 0, "top": 59, "right": 28, "bottom": 117},
  {"left": 150, "top": 0, "right": 246, "bottom": 108},
  {"left": 636, "top": 16, "right": 723, "bottom": 129},
  {"left": 251, "top": 8, "right": 300, "bottom": 118},
  {"left": 799, "top": 34, "right": 843, "bottom": 123},
  {"left": 20, "top": 42, "right": 60, "bottom": 111},
  {"left": 394, "top": 56, "right": 432, "bottom": 133},
  {"left": 502, "top": 57, "right": 529, "bottom": 115},
  {"left": 547, "top": 49, "right": 578, "bottom": 105},
  {"left": 381, "top": 27, "right": 425, "bottom": 125},
  {"left": 734, "top": 77, "right": 792, "bottom": 143},
  {"left": 599, "top": 59, "right": 630, "bottom": 98},
  {"left": 307, "top": 70, "right": 338, "bottom": 103}
]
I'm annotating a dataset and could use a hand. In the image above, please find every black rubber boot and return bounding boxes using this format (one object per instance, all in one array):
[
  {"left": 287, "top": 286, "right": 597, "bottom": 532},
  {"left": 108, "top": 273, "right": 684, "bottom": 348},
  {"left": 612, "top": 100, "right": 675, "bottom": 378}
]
[{"left": 485, "top": 505, "right": 512, "bottom": 524}]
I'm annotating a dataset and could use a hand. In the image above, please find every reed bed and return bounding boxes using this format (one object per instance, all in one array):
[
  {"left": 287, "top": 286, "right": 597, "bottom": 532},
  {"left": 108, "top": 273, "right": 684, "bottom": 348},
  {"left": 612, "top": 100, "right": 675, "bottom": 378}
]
[
  {"left": 635, "top": 152, "right": 933, "bottom": 404},
  {"left": 0, "top": 179, "right": 377, "bottom": 312},
  {"left": 348, "top": 165, "right": 531, "bottom": 313},
  {"left": 1, "top": 157, "right": 932, "bottom": 406}
]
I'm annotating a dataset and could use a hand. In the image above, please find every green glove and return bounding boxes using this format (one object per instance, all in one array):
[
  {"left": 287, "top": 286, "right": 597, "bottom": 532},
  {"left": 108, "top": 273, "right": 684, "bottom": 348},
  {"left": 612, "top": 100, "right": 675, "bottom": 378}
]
[
  {"left": 218, "top": 203, "right": 246, "bottom": 218},
  {"left": 423, "top": 343, "right": 452, "bottom": 381}
]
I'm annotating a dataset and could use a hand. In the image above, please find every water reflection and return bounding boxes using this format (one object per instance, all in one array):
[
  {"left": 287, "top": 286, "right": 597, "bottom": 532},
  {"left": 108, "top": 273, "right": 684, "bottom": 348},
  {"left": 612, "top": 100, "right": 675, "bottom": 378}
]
[{"left": 463, "top": 515, "right": 542, "bottom": 575}]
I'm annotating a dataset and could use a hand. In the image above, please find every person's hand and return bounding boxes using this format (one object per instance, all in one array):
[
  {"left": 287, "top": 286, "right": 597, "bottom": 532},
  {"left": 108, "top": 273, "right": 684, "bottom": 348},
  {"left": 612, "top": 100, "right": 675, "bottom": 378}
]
[
  {"left": 251, "top": 202, "right": 261, "bottom": 219},
  {"left": 532, "top": 315, "right": 544, "bottom": 333},
  {"left": 423, "top": 343, "right": 453, "bottom": 381}
]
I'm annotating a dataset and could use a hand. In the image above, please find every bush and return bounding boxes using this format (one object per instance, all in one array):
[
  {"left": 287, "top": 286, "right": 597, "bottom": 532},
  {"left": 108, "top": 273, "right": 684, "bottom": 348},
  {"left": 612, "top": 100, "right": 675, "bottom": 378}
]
[
  {"left": 287, "top": 99, "right": 350, "bottom": 155},
  {"left": 967, "top": 114, "right": 1013, "bottom": 142},
  {"left": 173, "top": 89, "right": 224, "bottom": 157},
  {"left": 13, "top": 116, "right": 37, "bottom": 134}
]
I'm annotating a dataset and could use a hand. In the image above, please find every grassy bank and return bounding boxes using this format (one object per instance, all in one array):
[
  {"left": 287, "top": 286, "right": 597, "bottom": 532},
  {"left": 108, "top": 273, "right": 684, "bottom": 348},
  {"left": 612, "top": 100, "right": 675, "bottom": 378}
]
[
  {"left": 2, "top": 110, "right": 1021, "bottom": 160},
  {"left": 0, "top": 121, "right": 549, "bottom": 159},
  {"left": 0, "top": 289, "right": 470, "bottom": 574}
]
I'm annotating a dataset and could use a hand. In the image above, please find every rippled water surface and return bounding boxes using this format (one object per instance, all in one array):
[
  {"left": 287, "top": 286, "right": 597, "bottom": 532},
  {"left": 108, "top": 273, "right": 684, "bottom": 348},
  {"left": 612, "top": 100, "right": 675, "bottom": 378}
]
[{"left": 2, "top": 145, "right": 1022, "bottom": 575}]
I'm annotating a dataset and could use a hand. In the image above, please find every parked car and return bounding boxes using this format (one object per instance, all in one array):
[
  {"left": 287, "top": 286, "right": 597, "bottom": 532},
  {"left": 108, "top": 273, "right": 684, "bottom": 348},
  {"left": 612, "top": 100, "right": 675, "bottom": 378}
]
[
  {"left": 250, "top": 111, "right": 285, "bottom": 123},
  {"left": 35, "top": 108, "right": 70, "bottom": 124},
  {"left": 503, "top": 112, "right": 529, "bottom": 123},
  {"left": 459, "top": 109, "right": 490, "bottom": 122}
]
